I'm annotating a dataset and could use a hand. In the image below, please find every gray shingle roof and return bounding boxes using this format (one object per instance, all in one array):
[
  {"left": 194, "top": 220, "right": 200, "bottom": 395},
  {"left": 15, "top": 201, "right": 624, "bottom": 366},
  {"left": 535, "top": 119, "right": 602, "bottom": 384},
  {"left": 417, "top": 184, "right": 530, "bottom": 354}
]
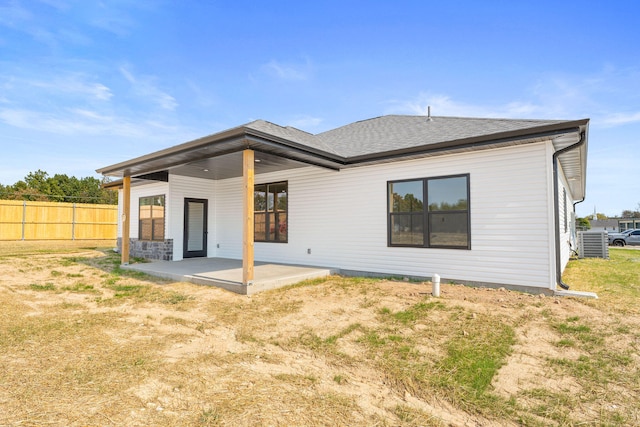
[
  {"left": 314, "top": 115, "right": 569, "bottom": 157},
  {"left": 98, "top": 114, "right": 588, "bottom": 182},
  {"left": 244, "top": 120, "right": 342, "bottom": 155}
]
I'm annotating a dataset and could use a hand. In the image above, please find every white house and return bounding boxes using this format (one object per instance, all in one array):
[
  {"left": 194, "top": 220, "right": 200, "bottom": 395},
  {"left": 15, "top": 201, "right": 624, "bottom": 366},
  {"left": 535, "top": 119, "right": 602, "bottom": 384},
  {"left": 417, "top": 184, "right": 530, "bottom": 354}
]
[{"left": 97, "top": 115, "right": 589, "bottom": 294}]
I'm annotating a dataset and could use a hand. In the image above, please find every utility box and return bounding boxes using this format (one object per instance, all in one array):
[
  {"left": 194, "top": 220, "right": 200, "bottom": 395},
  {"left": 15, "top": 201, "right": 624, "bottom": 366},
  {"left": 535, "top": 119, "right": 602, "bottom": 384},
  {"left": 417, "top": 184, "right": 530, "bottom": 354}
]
[{"left": 577, "top": 231, "right": 609, "bottom": 259}]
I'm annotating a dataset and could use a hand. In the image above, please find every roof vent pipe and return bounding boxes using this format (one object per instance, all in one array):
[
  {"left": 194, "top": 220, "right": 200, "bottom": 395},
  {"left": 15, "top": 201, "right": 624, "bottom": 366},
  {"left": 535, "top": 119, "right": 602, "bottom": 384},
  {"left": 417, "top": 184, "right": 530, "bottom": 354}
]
[{"left": 427, "top": 106, "right": 433, "bottom": 122}]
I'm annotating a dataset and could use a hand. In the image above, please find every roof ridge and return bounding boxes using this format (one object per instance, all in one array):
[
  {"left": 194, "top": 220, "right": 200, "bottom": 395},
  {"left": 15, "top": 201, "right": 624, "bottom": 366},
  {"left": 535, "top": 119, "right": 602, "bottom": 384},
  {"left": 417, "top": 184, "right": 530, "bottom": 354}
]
[
  {"left": 316, "top": 114, "right": 569, "bottom": 137},
  {"left": 245, "top": 119, "right": 316, "bottom": 136},
  {"left": 429, "top": 115, "right": 568, "bottom": 122}
]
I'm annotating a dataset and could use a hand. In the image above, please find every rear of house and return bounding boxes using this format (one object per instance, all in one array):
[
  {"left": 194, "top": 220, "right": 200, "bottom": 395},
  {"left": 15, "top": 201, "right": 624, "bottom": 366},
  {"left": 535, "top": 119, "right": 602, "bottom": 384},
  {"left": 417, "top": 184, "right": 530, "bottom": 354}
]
[{"left": 100, "top": 115, "right": 588, "bottom": 293}]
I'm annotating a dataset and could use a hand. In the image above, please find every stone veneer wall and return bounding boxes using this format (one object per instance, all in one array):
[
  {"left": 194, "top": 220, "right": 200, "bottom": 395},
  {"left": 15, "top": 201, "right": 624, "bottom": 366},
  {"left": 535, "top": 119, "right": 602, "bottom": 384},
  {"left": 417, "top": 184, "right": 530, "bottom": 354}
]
[{"left": 117, "top": 238, "right": 173, "bottom": 261}]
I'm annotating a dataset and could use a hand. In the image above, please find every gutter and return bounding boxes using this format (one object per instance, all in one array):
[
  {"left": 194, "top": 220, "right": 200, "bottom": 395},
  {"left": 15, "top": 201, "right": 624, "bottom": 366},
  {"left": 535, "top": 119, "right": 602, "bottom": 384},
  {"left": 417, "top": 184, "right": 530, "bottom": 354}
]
[{"left": 552, "top": 130, "right": 586, "bottom": 290}]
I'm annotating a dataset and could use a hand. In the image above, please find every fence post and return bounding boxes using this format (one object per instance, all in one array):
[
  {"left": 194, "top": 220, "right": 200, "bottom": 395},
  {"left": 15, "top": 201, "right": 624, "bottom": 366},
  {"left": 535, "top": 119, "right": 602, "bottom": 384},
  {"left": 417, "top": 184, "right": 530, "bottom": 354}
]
[
  {"left": 72, "top": 203, "right": 76, "bottom": 240},
  {"left": 21, "top": 201, "right": 26, "bottom": 241}
]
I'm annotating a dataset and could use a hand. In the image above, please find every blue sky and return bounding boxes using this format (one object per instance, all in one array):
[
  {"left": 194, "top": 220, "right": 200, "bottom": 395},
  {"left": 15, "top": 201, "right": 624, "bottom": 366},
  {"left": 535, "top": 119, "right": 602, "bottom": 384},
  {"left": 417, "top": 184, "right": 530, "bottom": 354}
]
[{"left": 0, "top": 0, "right": 638, "bottom": 217}]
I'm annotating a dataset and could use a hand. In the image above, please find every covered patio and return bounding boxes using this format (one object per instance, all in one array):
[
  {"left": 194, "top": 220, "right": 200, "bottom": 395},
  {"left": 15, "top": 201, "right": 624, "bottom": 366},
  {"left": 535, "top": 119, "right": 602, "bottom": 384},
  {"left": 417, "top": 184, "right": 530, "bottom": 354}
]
[
  {"left": 99, "top": 121, "right": 347, "bottom": 289},
  {"left": 122, "top": 257, "right": 337, "bottom": 295}
]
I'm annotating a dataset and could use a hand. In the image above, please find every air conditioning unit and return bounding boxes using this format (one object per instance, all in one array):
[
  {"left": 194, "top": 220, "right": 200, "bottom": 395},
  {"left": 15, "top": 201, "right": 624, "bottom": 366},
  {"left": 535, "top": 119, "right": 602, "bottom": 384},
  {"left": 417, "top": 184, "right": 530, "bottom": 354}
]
[{"left": 577, "top": 231, "right": 609, "bottom": 259}]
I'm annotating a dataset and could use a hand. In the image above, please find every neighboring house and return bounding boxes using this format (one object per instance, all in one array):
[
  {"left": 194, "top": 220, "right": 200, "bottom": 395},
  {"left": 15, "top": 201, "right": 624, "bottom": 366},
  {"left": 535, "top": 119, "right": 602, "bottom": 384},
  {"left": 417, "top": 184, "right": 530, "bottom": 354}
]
[
  {"left": 589, "top": 219, "right": 619, "bottom": 233},
  {"left": 589, "top": 218, "right": 640, "bottom": 233},
  {"left": 97, "top": 115, "right": 589, "bottom": 294}
]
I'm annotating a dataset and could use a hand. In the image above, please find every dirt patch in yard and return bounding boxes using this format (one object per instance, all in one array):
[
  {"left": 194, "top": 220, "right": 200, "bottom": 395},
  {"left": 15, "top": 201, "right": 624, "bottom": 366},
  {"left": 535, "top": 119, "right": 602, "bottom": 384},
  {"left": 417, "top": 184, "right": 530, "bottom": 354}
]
[{"left": 0, "top": 247, "right": 638, "bottom": 426}]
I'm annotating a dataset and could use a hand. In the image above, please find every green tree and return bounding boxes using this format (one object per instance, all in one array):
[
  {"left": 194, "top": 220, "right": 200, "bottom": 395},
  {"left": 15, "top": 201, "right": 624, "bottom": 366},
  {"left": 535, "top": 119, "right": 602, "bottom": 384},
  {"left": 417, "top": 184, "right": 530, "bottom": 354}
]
[
  {"left": 587, "top": 212, "right": 608, "bottom": 220},
  {"left": 0, "top": 183, "right": 9, "bottom": 199},
  {"left": 621, "top": 203, "right": 640, "bottom": 218},
  {"left": 0, "top": 171, "right": 117, "bottom": 204},
  {"left": 576, "top": 217, "right": 591, "bottom": 230},
  {"left": 24, "top": 170, "right": 53, "bottom": 197}
]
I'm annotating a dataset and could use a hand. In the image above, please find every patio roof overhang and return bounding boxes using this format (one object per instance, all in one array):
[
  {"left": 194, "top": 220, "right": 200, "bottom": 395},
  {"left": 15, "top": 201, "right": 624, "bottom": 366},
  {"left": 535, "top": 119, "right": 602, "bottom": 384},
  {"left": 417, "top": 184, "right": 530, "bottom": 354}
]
[{"left": 97, "top": 126, "right": 346, "bottom": 182}]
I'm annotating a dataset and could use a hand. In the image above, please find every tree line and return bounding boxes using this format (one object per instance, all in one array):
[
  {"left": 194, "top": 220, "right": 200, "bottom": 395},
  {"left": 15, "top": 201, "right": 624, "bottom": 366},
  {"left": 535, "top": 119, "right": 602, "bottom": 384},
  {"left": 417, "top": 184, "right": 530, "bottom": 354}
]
[
  {"left": 621, "top": 204, "right": 640, "bottom": 219},
  {"left": 0, "top": 170, "right": 117, "bottom": 205},
  {"left": 584, "top": 204, "right": 640, "bottom": 220},
  {"left": 576, "top": 203, "right": 640, "bottom": 229}
]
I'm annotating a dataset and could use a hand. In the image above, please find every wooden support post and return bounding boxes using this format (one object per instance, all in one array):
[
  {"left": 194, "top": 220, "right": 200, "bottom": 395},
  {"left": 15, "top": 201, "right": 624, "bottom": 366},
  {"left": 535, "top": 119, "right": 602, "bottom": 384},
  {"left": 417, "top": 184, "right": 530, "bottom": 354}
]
[
  {"left": 122, "top": 176, "right": 131, "bottom": 265},
  {"left": 242, "top": 149, "right": 255, "bottom": 285}
]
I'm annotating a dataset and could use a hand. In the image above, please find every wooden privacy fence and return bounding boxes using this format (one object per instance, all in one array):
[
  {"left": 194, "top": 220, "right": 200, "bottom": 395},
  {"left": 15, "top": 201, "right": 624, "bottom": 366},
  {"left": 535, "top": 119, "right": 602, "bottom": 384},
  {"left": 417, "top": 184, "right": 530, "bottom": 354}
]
[{"left": 0, "top": 200, "right": 118, "bottom": 240}]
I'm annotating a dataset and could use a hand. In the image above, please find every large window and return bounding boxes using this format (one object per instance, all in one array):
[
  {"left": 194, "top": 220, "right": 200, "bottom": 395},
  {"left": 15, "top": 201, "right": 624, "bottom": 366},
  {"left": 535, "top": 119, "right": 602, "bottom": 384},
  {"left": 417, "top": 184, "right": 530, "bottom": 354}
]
[
  {"left": 254, "top": 181, "right": 287, "bottom": 242},
  {"left": 388, "top": 174, "right": 470, "bottom": 249},
  {"left": 139, "top": 195, "right": 165, "bottom": 241}
]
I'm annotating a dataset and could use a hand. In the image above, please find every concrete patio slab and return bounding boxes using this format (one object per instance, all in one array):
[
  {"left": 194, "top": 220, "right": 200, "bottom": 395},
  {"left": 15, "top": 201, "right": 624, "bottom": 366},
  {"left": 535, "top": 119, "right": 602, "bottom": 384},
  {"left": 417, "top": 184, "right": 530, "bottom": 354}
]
[{"left": 122, "top": 257, "right": 337, "bottom": 295}]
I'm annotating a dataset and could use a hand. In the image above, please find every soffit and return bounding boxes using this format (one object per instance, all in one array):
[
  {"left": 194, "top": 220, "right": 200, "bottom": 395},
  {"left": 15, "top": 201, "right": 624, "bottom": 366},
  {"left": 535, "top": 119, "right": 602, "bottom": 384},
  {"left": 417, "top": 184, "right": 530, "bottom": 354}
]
[
  {"left": 169, "top": 151, "right": 310, "bottom": 180},
  {"left": 553, "top": 126, "right": 589, "bottom": 201},
  {"left": 97, "top": 133, "right": 344, "bottom": 179}
]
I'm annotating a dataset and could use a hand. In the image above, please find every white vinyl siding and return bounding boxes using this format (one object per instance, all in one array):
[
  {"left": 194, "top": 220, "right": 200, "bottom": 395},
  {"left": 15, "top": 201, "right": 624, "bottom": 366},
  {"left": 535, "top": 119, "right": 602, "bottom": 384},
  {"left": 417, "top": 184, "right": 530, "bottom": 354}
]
[
  {"left": 117, "top": 182, "right": 169, "bottom": 240},
  {"left": 127, "top": 140, "right": 561, "bottom": 290},
  {"left": 209, "top": 141, "right": 555, "bottom": 289},
  {"left": 168, "top": 175, "right": 216, "bottom": 261},
  {"left": 116, "top": 189, "right": 122, "bottom": 237},
  {"left": 214, "top": 177, "right": 244, "bottom": 259},
  {"left": 557, "top": 164, "right": 575, "bottom": 275}
]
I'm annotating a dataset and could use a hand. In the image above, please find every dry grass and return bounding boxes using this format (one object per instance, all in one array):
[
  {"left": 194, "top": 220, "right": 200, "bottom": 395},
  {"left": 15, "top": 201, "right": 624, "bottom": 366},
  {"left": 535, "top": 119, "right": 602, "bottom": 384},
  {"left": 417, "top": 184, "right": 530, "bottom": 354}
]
[
  {"left": 0, "top": 242, "right": 639, "bottom": 426},
  {"left": 0, "top": 239, "right": 116, "bottom": 257}
]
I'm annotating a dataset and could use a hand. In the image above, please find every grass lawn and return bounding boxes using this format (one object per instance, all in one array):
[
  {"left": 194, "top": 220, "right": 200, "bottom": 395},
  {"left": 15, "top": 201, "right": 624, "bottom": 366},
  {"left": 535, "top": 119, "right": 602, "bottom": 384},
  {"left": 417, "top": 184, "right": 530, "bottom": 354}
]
[
  {"left": 0, "top": 242, "right": 638, "bottom": 426},
  {"left": 563, "top": 247, "right": 640, "bottom": 312}
]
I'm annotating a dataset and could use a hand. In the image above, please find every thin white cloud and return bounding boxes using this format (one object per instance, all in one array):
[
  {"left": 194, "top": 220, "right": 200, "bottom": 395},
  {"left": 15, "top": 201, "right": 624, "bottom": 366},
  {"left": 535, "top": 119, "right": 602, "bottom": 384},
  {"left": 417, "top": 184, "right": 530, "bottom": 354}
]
[
  {"left": 57, "top": 27, "right": 92, "bottom": 46},
  {"left": 70, "top": 108, "right": 112, "bottom": 121},
  {"left": 38, "top": 77, "right": 113, "bottom": 101},
  {"left": 0, "top": 1, "right": 141, "bottom": 48},
  {"left": 385, "top": 93, "right": 543, "bottom": 119},
  {"left": 0, "top": 106, "right": 180, "bottom": 139},
  {"left": 119, "top": 66, "right": 136, "bottom": 84},
  {"left": 119, "top": 66, "right": 178, "bottom": 111},
  {"left": 0, "top": 2, "right": 72, "bottom": 48},
  {"left": 0, "top": 108, "right": 124, "bottom": 136},
  {"left": 527, "top": 67, "right": 640, "bottom": 124},
  {"left": 185, "top": 80, "right": 218, "bottom": 108},
  {"left": 386, "top": 67, "right": 640, "bottom": 127},
  {"left": 0, "top": 3, "right": 32, "bottom": 28},
  {"left": 0, "top": 73, "right": 113, "bottom": 102},
  {"left": 87, "top": 1, "right": 146, "bottom": 37},
  {"left": 36, "top": 0, "right": 69, "bottom": 11},
  {"left": 286, "top": 115, "right": 323, "bottom": 129},
  {"left": 262, "top": 59, "right": 312, "bottom": 81},
  {"left": 601, "top": 112, "right": 640, "bottom": 126}
]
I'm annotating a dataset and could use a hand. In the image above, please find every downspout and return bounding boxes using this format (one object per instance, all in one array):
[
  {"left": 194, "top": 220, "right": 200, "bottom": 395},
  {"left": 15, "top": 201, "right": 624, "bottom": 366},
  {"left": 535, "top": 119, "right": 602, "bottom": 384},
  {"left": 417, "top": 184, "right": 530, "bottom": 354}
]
[{"left": 552, "top": 131, "right": 586, "bottom": 290}]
